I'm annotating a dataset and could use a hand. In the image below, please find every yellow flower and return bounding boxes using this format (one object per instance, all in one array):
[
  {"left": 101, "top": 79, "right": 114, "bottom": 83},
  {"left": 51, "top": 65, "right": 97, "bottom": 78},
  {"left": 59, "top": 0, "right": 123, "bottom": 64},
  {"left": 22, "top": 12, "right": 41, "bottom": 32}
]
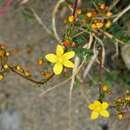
[
  {"left": 88, "top": 100, "right": 110, "bottom": 120},
  {"left": 45, "top": 44, "right": 75, "bottom": 75}
]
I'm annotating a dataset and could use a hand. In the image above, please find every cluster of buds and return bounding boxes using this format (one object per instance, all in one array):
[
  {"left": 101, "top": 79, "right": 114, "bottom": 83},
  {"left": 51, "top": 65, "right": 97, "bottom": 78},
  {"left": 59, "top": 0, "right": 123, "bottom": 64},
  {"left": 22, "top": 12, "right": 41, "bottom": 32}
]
[
  {"left": 114, "top": 90, "right": 130, "bottom": 105},
  {"left": 0, "top": 46, "right": 10, "bottom": 80},
  {"left": 65, "top": 2, "right": 113, "bottom": 31},
  {"left": 113, "top": 90, "right": 130, "bottom": 120},
  {"left": 15, "top": 65, "right": 31, "bottom": 77},
  {"left": 0, "top": 44, "right": 54, "bottom": 83},
  {"left": 91, "top": 20, "right": 112, "bottom": 30},
  {"left": 0, "top": 45, "right": 32, "bottom": 80},
  {"left": 86, "top": 3, "right": 113, "bottom": 30}
]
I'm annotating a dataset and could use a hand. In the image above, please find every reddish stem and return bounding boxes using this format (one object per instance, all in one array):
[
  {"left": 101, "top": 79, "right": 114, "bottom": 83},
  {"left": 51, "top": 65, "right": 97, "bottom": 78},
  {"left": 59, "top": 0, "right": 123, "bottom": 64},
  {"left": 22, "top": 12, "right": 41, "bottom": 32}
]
[{"left": 73, "top": 0, "right": 78, "bottom": 17}]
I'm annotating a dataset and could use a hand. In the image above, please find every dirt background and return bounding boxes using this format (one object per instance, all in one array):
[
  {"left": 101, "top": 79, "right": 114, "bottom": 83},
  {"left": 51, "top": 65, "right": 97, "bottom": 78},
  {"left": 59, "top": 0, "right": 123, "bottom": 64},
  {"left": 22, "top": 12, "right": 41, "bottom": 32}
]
[{"left": 0, "top": 0, "right": 130, "bottom": 130}]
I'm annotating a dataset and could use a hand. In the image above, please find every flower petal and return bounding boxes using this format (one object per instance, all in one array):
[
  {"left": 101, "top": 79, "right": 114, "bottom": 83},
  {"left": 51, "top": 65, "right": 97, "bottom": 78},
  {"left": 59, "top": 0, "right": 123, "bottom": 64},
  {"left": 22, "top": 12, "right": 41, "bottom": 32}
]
[
  {"left": 91, "top": 111, "right": 99, "bottom": 120},
  {"left": 94, "top": 100, "right": 101, "bottom": 106},
  {"left": 45, "top": 54, "right": 57, "bottom": 63},
  {"left": 53, "top": 63, "right": 63, "bottom": 75},
  {"left": 63, "top": 51, "right": 75, "bottom": 60},
  {"left": 88, "top": 104, "right": 95, "bottom": 110},
  {"left": 56, "top": 45, "right": 64, "bottom": 56},
  {"left": 102, "top": 102, "right": 109, "bottom": 110},
  {"left": 63, "top": 60, "right": 74, "bottom": 68},
  {"left": 100, "top": 110, "right": 110, "bottom": 118}
]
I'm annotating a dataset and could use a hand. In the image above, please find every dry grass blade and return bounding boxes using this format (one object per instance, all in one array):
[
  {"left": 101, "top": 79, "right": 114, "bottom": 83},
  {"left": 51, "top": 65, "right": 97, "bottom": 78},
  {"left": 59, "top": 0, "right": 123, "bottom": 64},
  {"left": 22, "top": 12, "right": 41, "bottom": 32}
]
[{"left": 52, "top": 0, "right": 64, "bottom": 43}]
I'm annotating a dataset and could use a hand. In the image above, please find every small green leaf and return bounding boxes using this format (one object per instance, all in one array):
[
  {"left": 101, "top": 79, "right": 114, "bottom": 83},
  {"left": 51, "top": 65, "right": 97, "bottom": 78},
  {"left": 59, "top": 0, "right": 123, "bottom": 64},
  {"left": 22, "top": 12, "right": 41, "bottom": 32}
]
[{"left": 21, "top": 8, "right": 34, "bottom": 21}]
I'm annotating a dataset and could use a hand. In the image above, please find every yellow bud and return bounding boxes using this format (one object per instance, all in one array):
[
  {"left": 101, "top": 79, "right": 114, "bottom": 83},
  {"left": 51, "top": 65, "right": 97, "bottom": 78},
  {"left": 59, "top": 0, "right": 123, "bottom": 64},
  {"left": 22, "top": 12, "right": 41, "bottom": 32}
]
[
  {"left": 24, "top": 71, "right": 31, "bottom": 77},
  {"left": 102, "top": 85, "right": 108, "bottom": 92},
  {"left": 16, "top": 65, "right": 24, "bottom": 73},
  {"left": 106, "top": 12, "right": 113, "bottom": 17},
  {"left": 96, "top": 22, "right": 104, "bottom": 29},
  {"left": 86, "top": 12, "right": 92, "bottom": 18},
  {"left": 6, "top": 52, "right": 10, "bottom": 56},
  {"left": 91, "top": 24, "right": 97, "bottom": 29},
  {"left": 0, "top": 49, "right": 6, "bottom": 57},
  {"left": 16, "top": 65, "right": 21, "bottom": 70},
  {"left": 117, "top": 113, "right": 124, "bottom": 120},
  {"left": 76, "top": 9, "right": 81, "bottom": 15},
  {"left": 3, "top": 64, "right": 9, "bottom": 69},
  {"left": 68, "top": 15, "right": 75, "bottom": 23},
  {"left": 126, "top": 90, "right": 129, "bottom": 94},
  {"left": 0, "top": 74, "right": 4, "bottom": 80},
  {"left": 125, "top": 96, "right": 130, "bottom": 101},
  {"left": 41, "top": 71, "right": 52, "bottom": 78},
  {"left": 105, "top": 21, "right": 112, "bottom": 29},
  {"left": 100, "top": 3, "right": 106, "bottom": 10},
  {"left": 117, "top": 97, "right": 122, "bottom": 103},
  {"left": 38, "top": 59, "right": 43, "bottom": 65}
]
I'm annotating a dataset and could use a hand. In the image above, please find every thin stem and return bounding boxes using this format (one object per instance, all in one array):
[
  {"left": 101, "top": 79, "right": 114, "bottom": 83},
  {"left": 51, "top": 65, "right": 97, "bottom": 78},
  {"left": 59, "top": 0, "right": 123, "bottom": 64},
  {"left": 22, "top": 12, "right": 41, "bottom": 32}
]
[
  {"left": 9, "top": 65, "right": 54, "bottom": 85},
  {"left": 31, "top": 8, "right": 52, "bottom": 35},
  {"left": 69, "top": 56, "right": 80, "bottom": 129},
  {"left": 73, "top": 0, "right": 78, "bottom": 16},
  {"left": 113, "top": 4, "right": 130, "bottom": 23},
  {"left": 100, "top": 30, "right": 125, "bottom": 44},
  {"left": 108, "top": 0, "right": 120, "bottom": 11},
  {"left": 39, "top": 78, "right": 70, "bottom": 97},
  {"left": 83, "top": 50, "right": 99, "bottom": 79},
  {"left": 52, "top": 0, "right": 64, "bottom": 43}
]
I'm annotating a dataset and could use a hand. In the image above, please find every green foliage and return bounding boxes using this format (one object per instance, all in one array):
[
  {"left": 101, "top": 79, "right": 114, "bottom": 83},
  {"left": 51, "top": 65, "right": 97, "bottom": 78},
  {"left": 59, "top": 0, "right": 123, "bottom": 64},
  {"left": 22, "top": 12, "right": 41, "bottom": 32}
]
[
  {"left": 73, "top": 34, "right": 88, "bottom": 46},
  {"left": 75, "top": 78, "right": 81, "bottom": 89},
  {"left": 109, "top": 23, "right": 130, "bottom": 43},
  {"left": 73, "top": 36, "right": 86, "bottom": 45},
  {"left": 104, "top": 71, "right": 118, "bottom": 86},
  {"left": 74, "top": 47, "right": 93, "bottom": 60},
  {"left": 66, "top": 0, "right": 75, "bottom": 4},
  {"left": 0, "top": 0, "right": 4, "bottom": 5},
  {"left": 21, "top": 8, "right": 34, "bottom": 21},
  {"left": 89, "top": 70, "right": 118, "bottom": 87},
  {"left": 122, "top": 75, "right": 130, "bottom": 85}
]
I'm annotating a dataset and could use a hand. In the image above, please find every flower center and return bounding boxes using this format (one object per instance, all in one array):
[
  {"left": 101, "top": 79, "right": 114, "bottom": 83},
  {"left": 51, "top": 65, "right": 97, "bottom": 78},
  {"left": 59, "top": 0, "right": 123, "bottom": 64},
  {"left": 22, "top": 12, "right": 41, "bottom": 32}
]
[
  {"left": 57, "top": 56, "right": 63, "bottom": 64},
  {"left": 94, "top": 106, "right": 102, "bottom": 112}
]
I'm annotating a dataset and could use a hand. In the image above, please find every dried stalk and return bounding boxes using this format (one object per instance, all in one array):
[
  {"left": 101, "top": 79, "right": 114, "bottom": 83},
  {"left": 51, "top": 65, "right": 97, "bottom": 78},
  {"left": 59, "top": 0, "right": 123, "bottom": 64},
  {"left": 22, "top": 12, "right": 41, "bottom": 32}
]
[
  {"left": 113, "top": 4, "right": 130, "bottom": 23},
  {"left": 31, "top": 8, "right": 52, "bottom": 35},
  {"left": 83, "top": 50, "right": 99, "bottom": 79},
  {"left": 52, "top": 0, "right": 64, "bottom": 42}
]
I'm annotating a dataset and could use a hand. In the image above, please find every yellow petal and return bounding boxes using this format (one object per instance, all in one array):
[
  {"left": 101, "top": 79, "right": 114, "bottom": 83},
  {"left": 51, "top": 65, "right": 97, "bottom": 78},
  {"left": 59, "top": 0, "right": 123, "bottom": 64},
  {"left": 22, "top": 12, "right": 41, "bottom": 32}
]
[
  {"left": 63, "top": 60, "right": 74, "bottom": 68},
  {"left": 88, "top": 104, "right": 95, "bottom": 110},
  {"left": 100, "top": 110, "right": 110, "bottom": 118},
  {"left": 91, "top": 111, "right": 99, "bottom": 120},
  {"left": 94, "top": 100, "right": 101, "bottom": 106},
  {"left": 53, "top": 63, "right": 63, "bottom": 75},
  {"left": 63, "top": 51, "right": 75, "bottom": 60},
  {"left": 45, "top": 54, "right": 57, "bottom": 63},
  {"left": 56, "top": 45, "right": 64, "bottom": 56},
  {"left": 102, "top": 102, "right": 109, "bottom": 110}
]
